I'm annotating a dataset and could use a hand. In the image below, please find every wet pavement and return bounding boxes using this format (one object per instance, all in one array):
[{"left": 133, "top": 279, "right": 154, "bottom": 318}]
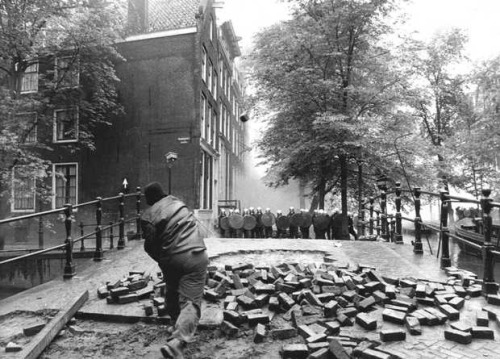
[{"left": 1, "top": 236, "right": 499, "bottom": 358}]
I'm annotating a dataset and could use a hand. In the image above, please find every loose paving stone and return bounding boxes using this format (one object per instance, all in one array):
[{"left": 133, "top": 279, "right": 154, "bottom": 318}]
[
  {"left": 438, "top": 304, "right": 460, "bottom": 321},
  {"left": 444, "top": 328, "right": 472, "bottom": 344},
  {"left": 282, "top": 343, "right": 309, "bottom": 359},
  {"left": 405, "top": 315, "right": 422, "bottom": 335},
  {"left": 487, "top": 294, "right": 500, "bottom": 306},
  {"left": 471, "top": 326, "right": 495, "bottom": 339},
  {"left": 220, "top": 320, "right": 239, "bottom": 337},
  {"left": 359, "top": 348, "right": 392, "bottom": 359},
  {"left": 307, "top": 347, "right": 330, "bottom": 359},
  {"left": 356, "top": 313, "right": 377, "bottom": 330},
  {"left": 382, "top": 308, "right": 406, "bottom": 325},
  {"left": 5, "top": 342, "right": 22, "bottom": 352},
  {"left": 254, "top": 323, "right": 267, "bottom": 343},
  {"left": 450, "top": 321, "right": 472, "bottom": 332},
  {"left": 271, "top": 326, "right": 297, "bottom": 340},
  {"left": 23, "top": 323, "right": 46, "bottom": 336},
  {"left": 379, "top": 328, "right": 406, "bottom": 342},
  {"left": 477, "top": 310, "right": 490, "bottom": 326},
  {"left": 328, "top": 338, "right": 350, "bottom": 359}
]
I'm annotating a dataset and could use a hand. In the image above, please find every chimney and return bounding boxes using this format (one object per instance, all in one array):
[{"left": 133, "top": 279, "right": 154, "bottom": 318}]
[{"left": 128, "top": 0, "right": 149, "bottom": 34}]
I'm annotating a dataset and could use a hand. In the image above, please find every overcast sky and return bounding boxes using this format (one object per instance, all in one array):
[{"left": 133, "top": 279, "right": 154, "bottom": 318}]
[{"left": 219, "top": 0, "right": 500, "bottom": 62}]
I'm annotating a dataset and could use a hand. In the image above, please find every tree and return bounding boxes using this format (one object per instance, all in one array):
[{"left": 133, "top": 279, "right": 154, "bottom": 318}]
[
  {"left": 0, "top": 0, "right": 125, "bottom": 202},
  {"left": 247, "top": 0, "right": 423, "bottom": 237},
  {"left": 405, "top": 28, "right": 469, "bottom": 189}
]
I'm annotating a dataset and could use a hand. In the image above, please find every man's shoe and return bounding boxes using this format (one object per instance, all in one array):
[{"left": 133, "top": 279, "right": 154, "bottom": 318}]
[{"left": 160, "top": 339, "right": 184, "bottom": 359}]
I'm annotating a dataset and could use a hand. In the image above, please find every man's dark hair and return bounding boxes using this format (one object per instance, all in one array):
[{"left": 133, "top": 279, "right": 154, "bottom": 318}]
[{"left": 144, "top": 182, "right": 167, "bottom": 206}]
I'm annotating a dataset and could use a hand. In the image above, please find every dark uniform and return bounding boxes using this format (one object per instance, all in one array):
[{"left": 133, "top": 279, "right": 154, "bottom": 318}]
[
  {"left": 141, "top": 182, "right": 208, "bottom": 358},
  {"left": 287, "top": 207, "right": 299, "bottom": 239}
]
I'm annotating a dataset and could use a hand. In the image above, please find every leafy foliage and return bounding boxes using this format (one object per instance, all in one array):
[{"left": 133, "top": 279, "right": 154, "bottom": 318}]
[{"left": 0, "top": 0, "right": 125, "bottom": 199}]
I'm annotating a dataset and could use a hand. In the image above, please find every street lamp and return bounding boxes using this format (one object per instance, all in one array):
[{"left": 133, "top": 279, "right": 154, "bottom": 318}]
[{"left": 165, "top": 152, "right": 178, "bottom": 195}]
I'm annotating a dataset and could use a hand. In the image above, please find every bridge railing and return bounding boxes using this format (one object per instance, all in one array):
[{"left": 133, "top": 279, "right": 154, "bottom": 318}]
[
  {"left": 0, "top": 187, "right": 143, "bottom": 279},
  {"left": 361, "top": 183, "right": 499, "bottom": 296}
]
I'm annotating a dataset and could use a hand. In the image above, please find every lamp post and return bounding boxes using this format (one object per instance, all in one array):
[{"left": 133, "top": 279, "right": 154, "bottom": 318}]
[
  {"left": 165, "top": 152, "right": 178, "bottom": 195},
  {"left": 376, "top": 175, "right": 389, "bottom": 241}
]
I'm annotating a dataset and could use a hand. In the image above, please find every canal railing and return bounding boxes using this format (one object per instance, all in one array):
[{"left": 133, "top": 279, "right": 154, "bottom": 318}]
[
  {"left": 0, "top": 187, "right": 143, "bottom": 279},
  {"left": 360, "top": 183, "right": 500, "bottom": 296}
]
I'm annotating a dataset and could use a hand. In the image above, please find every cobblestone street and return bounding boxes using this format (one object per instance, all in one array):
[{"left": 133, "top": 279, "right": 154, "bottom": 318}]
[{"left": 1, "top": 236, "right": 499, "bottom": 358}]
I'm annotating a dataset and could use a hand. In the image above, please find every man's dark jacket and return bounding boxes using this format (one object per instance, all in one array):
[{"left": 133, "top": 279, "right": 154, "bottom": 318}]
[{"left": 141, "top": 195, "right": 206, "bottom": 262}]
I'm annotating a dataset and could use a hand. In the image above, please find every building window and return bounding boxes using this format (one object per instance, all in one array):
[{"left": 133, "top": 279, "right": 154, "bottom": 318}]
[
  {"left": 16, "top": 112, "right": 38, "bottom": 143},
  {"left": 56, "top": 56, "right": 79, "bottom": 88},
  {"left": 21, "top": 62, "right": 39, "bottom": 93},
  {"left": 206, "top": 103, "right": 212, "bottom": 144},
  {"left": 54, "top": 108, "right": 78, "bottom": 143},
  {"left": 209, "top": 17, "right": 214, "bottom": 41},
  {"left": 11, "top": 166, "right": 36, "bottom": 212},
  {"left": 53, "top": 163, "right": 78, "bottom": 208},
  {"left": 201, "top": 93, "right": 207, "bottom": 139},
  {"left": 207, "top": 60, "right": 213, "bottom": 94},
  {"left": 213, "top": 71, "right": 218, "bottom": 98},
  {"left": 211, "top": 109, "right": 217, "bottom": 146},
  {"left": 201, "top": 46, "right": 207, "bottom": 83},
  {"left": 201, "top": 151, "right": 213, "bottom": 209}
]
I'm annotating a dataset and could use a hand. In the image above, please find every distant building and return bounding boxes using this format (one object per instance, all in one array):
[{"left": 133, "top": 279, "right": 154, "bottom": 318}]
[{"left": 0, "top": 0, "right": 248, "bottom": 245}]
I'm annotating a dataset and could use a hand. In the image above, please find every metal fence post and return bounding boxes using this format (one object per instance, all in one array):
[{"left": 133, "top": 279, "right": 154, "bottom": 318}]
[
  {"left": 117, "top": 192, "right": 125, "bottom": 249},
  {"left": 413, "top": 187, "right": 423, "bottom": 254},
  {"left": 63, "top": 204, "right": 75, "bottom": 279},
  {"left": 38, "top": 200, "right": 44, "bottom": 249},
  {"left": 381, "top": 190, "right": 388, "bottom": 241},
  {"left": 481, "top": 188, "right": 499, "bottom": 294},
  {"left": 94, "top": 197, "right": 103, "bottom": 261},
  {"left": 440, "top": 190, "right": 451, "bottom": 268},
  {"left": 376, "top": 211, "right": 380, "bottom": 237},
  {"left": 109, "top": 221, "right": 114, "bottom": 249},
  {"left": 395, "top": 182, "right": 403, "bottom": 244},
  {"left": 136, "top": 186, "right": 142, "bottom": 240},
  {"left": 369, "top": 197, "right": 374, "bottom": 235},
  {"left": 79, "top": 221, "right": 85, "bottom": 251}
]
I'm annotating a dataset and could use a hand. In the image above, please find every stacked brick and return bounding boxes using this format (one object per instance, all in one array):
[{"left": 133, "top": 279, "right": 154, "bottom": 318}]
[
  {"left": 205, "top": 257, "right": 498, "bottom": 359},
  {"left": 97, "top": 270, "right": 170, "bottom": 318}
]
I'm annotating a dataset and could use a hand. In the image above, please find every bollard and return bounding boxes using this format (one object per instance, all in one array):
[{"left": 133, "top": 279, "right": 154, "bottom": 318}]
[
  {"left": 394, "top": 182, "right": 403, "bottom": 244},
  {"left": 79, "top": 221, "right": 85, "bottom": 251},
  {"left": 94, "top": 197, "right": 103, "bottom": 261},
  {"left": 369, "top": 197, "right": 374, "bottom": 235},
  {"left": 63, "top": 204, "right": 75, "bottom": 279},
  {"left": 440, "top": 190, "right": 451, "bottom": 268},
  {"left": 480, "top": 189, "right": 499, "bottom": 294},
  {"left": 117, "top": 192, "right": 125, "bottom": 249},
  {"left": 109, "top": 221, "right": 114, "bottom": 249},
  {"left": 136, "top": 187, "right": 142, "bottom": 240},
  {"left": 380, "top": 190, "right": 388, "bottom": 241},
  {"left": 413, "top": 187, "right": 423, "bottom": 254}
]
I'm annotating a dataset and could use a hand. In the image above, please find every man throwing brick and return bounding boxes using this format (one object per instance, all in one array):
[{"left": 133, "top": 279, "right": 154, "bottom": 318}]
[{"left": 141, "top": 182, "right": 208, "bottom": 359}]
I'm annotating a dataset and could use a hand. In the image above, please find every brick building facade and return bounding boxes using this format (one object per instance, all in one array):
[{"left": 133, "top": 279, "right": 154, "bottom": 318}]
[{"left": 0, "top": 0, "right": 247, "bottom": 244}]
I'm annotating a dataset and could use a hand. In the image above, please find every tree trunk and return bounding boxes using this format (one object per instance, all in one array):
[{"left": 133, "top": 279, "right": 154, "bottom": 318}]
[{"left": 339, "top": 154, "right": 349, "bottom": 240}]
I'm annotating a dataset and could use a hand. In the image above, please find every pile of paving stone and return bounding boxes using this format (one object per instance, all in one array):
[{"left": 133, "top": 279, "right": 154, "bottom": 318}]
[
  {"left": 203, "top": 255, "right": 499, "bottom": 359},
  {"left": 97, "top": 271, "right": 169, "bottom": 317},
  {"left": 95, "top": 255, "right": 500, "bottom": 359}
]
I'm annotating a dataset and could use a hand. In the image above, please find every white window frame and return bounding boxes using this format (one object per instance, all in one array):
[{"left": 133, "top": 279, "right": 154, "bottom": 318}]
[
  {"left": 201, "top": 93, "right": 207, "bottom": 139},
  {"left": 55, "top": 56, "right": 80, "bottom": 88},
  {"left": 201, "top": 46, "right": 207, "bottom": 83},
  {"left": 20, "top": 62, "right": 39, "bottom": 94},
  {"left": 53, "top": 108, "right": 79, "bottom": 143},
  {"left": 11, "top": 166, "right": 36, "bottom": 213},
  {"left": 207, "top": 60, "right": 213, "bottom": 94},
  {"left": 52, "top": 162, "right": 78, "bottom": 209}
]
